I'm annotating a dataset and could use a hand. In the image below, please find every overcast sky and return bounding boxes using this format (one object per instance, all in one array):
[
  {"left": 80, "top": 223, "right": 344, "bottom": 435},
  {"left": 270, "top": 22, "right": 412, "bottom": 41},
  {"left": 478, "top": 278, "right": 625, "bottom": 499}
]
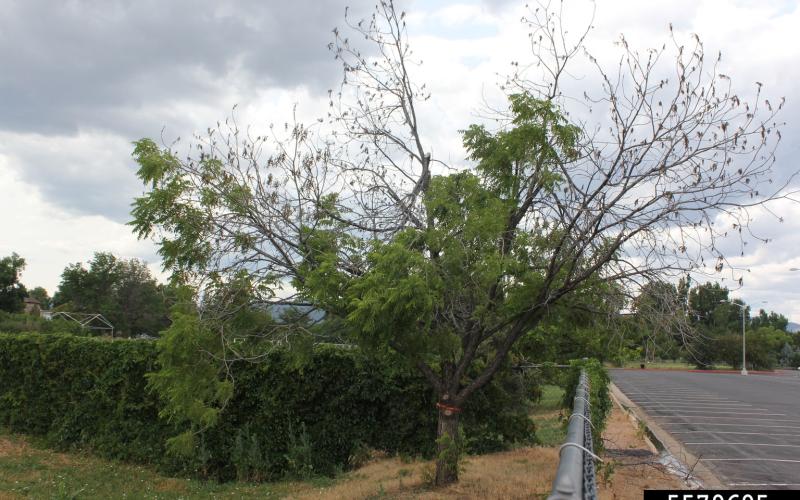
[{"left": 2, "top": 0, "right": 799, "bottom": 318}]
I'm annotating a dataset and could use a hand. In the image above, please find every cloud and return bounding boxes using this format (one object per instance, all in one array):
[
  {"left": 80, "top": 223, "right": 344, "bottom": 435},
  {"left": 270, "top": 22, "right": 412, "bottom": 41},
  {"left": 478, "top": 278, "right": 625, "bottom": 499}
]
[
  {"left": 0, "top": 0, "right": 373, "bottom": 136},
  {"left": 0, "top": 165, "right": 164, "bottom": 293},
  {"left": 0, "top": 130, "right": 141, "bottom": 221}
]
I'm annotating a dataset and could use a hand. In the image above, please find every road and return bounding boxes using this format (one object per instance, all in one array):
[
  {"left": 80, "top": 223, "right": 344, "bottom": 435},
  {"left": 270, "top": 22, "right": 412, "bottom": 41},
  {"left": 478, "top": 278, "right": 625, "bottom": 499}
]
[{"left": 611, "top": 369, "right": 800, "bottom": 489}]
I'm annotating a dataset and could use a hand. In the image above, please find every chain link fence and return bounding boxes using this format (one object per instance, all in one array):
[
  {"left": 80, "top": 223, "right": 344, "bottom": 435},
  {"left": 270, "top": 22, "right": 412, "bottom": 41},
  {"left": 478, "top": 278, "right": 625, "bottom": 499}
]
[{"left": 547, "top": 370, "right": 599, "bottom": 500}]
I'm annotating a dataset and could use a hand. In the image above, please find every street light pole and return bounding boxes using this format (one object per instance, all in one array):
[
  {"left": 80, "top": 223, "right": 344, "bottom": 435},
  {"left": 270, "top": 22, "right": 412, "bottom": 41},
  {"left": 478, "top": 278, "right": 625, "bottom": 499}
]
[{"left": 739, "top": 305, "right": 747, "bottom": 376}]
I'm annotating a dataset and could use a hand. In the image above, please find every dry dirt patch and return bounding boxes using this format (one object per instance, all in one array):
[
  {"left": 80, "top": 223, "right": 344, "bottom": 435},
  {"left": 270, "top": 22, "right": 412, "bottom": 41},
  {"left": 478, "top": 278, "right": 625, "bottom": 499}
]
[
  {"left": 290, "top": 446, "right": 559, "bottom": 499},
  {"left": 0, "top": 436, "right": 29, "bottom": 459},
  {"left": 598, "top": 405, "right": 687, "bottom": 500}
]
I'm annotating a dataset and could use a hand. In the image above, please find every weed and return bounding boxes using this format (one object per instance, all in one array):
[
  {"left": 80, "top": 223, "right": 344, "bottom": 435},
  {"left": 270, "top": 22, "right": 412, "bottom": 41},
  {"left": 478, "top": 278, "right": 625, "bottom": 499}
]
[{"left": 284, "top": 423, "right": 315, "bottom": 479}]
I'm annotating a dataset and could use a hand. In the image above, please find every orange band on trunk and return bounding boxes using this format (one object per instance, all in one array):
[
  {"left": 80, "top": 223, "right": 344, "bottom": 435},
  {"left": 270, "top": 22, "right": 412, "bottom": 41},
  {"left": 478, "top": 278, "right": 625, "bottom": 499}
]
[{"left": 435, "top": 402, "right": 462, "bottom": 413}]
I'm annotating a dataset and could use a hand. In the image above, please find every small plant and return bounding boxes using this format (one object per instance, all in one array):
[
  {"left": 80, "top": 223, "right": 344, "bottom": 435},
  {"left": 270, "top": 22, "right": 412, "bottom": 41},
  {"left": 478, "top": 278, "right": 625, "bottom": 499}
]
[
  {"left": 420, "top": 463, "right": 436, "bottom": 485},
  {"left": 635, "top": 420, "right": 648, "bottom": 442},
  {"left": 231, "top": 423, "right": 269, "bottom": 481},
  {"left": 434, "top": 426, "right": 467, "bottom": 483},
  {"left": 347, "top": 441, "right": 372, "bottom": 469},
  {"left": 597, "top": 459, "right": 617, "bottom": 485},
  {"left": 284, "top": 422, "right": 315, "bottom": 479}
]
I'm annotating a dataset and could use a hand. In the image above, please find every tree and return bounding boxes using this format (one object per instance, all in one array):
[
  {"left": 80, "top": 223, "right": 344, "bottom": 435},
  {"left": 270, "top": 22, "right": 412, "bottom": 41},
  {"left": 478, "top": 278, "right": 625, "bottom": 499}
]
[
  {"left": 27, "top": 287, "right": 50, "bottom": 309},
  {"left": 631, "top": 280, "right": 692, "bottom": 362},
  {"left": 54, "top": 252, "right": 171, "bottom": 337},
  {"left": 130, "top": 2, "right": 792, "bottom": 484},
  {"left": 684, "top": 282, "right": 742, "bottom": 367},
  {"left": 750, "top": 308, "right": 788, "bottom": 332},
  {"left": 743, "top": 326, "right": 790, "bottom": 370},
  {"left": 0, "top": 253, "right": 27, "bottom": 313}
]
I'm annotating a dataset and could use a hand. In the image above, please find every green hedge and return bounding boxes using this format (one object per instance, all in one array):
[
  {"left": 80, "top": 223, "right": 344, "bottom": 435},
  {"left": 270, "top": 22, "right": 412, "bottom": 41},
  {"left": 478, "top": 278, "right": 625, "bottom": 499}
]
[{"left": 0, "top": 333, "right": 534, "bottom": 480}]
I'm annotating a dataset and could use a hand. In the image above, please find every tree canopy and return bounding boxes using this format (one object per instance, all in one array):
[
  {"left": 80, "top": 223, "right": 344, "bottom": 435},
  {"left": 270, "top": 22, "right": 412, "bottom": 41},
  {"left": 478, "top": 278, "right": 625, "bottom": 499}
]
[
  {"left": 0, "top": 253, "right": 27, "bottom": 313},
  {"left": 54, "top": 252, "right": 172, "bottom": 337}
]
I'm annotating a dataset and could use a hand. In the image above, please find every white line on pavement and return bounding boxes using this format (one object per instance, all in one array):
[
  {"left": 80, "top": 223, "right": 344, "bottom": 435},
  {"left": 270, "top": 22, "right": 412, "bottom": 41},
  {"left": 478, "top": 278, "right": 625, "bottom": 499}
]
[
  {"left": 701, "top": 458, "right": 800, "bottom": 463},
  {"left": 628, "top": 398, "right": 735, "bottom": 403},
  {"left": 624, "top": 395, "right": 733, "bottom": 400},
  {"left": 653, "top": 415, "right": 793, "bottom": 420},
  {"left": 660, "top": 423, "right": 800, "bottom": 429},
  {"left": 632, "top": 399, "right": 747, "bottom": 403},
  {"left": 637, "top": 405, "right": 758, "bottom": 410},
  {"left": 684, "top": 442, "right": 800, "bottom": 447},
  {"left": 671, "top": 431, "right": 800, "bottom": 437},
  {"left": 622, "top": 389, "right": 724, "bottom": 398},
  {"left": 729, "top": 483, "right": 800, "bottom": 486},
  {"left": 644, "top": 410, "right": 783, "bottom": 415}
]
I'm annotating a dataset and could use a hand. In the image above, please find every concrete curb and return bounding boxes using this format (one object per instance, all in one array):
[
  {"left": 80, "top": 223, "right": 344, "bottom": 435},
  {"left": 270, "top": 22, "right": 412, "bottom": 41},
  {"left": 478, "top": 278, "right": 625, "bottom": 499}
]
[{"left": 608, "top": 381, "right": 726, "bottom": 490}]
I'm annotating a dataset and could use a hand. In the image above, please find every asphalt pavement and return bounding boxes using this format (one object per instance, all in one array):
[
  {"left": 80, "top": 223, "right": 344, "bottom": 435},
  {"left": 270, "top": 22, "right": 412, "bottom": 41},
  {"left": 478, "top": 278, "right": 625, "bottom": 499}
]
[{"left": 611, "top": 368, "right": 800, "bottom": 489}]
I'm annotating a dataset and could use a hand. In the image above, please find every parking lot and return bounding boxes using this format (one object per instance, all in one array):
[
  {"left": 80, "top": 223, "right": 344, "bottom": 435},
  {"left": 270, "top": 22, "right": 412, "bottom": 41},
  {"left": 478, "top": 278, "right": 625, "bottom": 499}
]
[{"left": 611, "top": 369, "right": 800, "bottom": 488}]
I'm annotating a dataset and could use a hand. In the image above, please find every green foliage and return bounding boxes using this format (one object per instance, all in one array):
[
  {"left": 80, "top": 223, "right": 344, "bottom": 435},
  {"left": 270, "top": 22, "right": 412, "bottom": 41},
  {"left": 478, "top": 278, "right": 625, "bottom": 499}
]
[
  {"left": 146, "top": 288, "right": 236, "bottom": 458},
  {"left": 434, "top": 426, "right": 466, "bottom": 482},
  {"left": 0, "top": 332, "right": 534, "bottom": 481},
  {"left": 751, "top": 309, "right": 789, "bottom": 332},
  {"left": 625, "top": 280, "right": 796, "bottom": 370},
  {"left": 561, "top": 359, "right": 611, "bottom": 448},
  {"left": 53, "top": 252, "right": 172, "bottom": 337},
  {"left": 743, "top": 326, "right": 791, "bottom": 370},
  {"left": 0, "top": 333, "right": 172, "bottom": 463},
  {"left": 27, "top": 286, "right": 51, "bottom": 308},
  {"left": 462, "top": 93, "right": 576, "bottom": 196},
  {"left": 0, "top": 253, "right": 27, "bottom": 313},
  {"left": 514, "top": 281, "right": 627, "bottom": 365},
  {"left": 0, "top": 312, "right": 83, "bottom": 335},
  {"left": 129, "top": 139, "right": 222, "bottom": 278},
  {"left": 284, "top": 423, "right": 315, "bottom": 479}
]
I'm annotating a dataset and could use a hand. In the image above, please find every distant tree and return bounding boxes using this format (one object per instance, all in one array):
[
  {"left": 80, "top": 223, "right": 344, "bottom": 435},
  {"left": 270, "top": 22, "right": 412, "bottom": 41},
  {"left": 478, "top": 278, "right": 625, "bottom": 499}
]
[
  {"left": 742, "top": 326, "right": 791, "bottom": 370},
  {"left": 54, "top": 252, "right": 120, "bottom": 312},
  {"left": 632, "top": 281, "right": 691, "bottom": 361},
  {"left": 27, "top": 287, "right": 50, "bottom": 309},
  {"left": 684, "top": 283, "right": 743, "bottom": 367},
  {"left": 750, "top": 309, "right": 789, "bottom": 332},
  {"left": 779, "top": 342, "right": 796, "bottom": 367},
  {"left": 515, "top": 281, "right": 627, "bottom": 364},
  {"left": 54, "top": 252, "right": 171, "bottom": 336},
  {"left": 0, "top": 253, "right": 27, "bottom": 313}
]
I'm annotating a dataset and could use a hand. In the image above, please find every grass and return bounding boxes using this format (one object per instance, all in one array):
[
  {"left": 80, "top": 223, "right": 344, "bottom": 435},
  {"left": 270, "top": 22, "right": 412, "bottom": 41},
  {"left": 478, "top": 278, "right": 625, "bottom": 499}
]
[
  {"left": 0, "top": 431, "right": 302, "bottom": 499},
  {"left": 0, "top": 430, "right": 559, "bottom": 499},
  {"left": 615, "top": 360, "right": 734, "bottom": 370},
  {"left": 531, "top": 384, "right": 567, "bottom": 447}
]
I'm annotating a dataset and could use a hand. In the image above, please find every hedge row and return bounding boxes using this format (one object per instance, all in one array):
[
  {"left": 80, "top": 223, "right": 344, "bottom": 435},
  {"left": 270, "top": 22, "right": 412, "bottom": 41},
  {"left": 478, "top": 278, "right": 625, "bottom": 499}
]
[{"left": 0, "top": 333, "right": 535, "bottom": 480}]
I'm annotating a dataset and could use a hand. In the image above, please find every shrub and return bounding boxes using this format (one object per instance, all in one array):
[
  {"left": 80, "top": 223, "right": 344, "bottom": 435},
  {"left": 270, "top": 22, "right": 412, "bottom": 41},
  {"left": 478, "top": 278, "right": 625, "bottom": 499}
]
[
  {"left": 0, "top": 311, "right": 83, "bottom": 335},
  {"left": 0, "top": 332, "right": 534, "bottom": 480},
  {"left": 0, "top": 333, "right": 171, "bottom": 462}
]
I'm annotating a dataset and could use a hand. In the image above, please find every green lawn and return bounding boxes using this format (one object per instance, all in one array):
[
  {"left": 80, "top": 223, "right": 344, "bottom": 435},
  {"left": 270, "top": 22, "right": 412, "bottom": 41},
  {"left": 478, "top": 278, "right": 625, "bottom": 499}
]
[
  {"left": 531, "top": 384, "right": 566, "bottom": 447},
  {"left": 615, "top": 360, "right": 734, "bottom": 370},
  {"left": 0, "top": 431, "right": 313, "bottom": 499}
]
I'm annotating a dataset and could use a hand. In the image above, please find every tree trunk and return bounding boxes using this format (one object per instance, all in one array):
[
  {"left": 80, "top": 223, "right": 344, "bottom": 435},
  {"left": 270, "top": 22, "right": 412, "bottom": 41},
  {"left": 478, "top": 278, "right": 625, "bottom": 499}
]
[{"left": 434, "top": 402, "right": 461, "bottom": 486}]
